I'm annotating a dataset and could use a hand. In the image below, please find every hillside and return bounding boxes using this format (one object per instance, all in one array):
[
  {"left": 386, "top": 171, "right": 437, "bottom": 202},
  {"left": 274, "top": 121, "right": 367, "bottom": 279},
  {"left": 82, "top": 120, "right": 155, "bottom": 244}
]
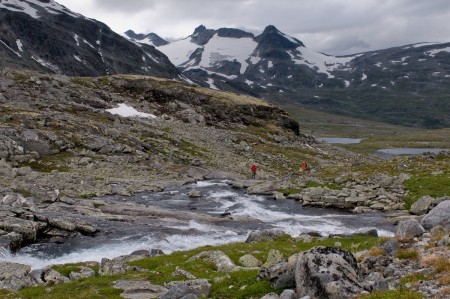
[{"left": 0, "top": 68, "right": 369, "bottom": 199}]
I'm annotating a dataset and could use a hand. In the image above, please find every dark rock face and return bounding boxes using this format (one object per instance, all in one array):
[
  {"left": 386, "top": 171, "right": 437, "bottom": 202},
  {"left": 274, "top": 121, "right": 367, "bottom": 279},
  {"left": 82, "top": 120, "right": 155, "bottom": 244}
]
[
  {"left": 124, "top": 30, "right": 169, "bottom": 47},
  {"left": 0, "top": 1, "right": 179, "bottom": 78},
  {"left": 295, "top": 247, "right": 364, "bottom": 299}
]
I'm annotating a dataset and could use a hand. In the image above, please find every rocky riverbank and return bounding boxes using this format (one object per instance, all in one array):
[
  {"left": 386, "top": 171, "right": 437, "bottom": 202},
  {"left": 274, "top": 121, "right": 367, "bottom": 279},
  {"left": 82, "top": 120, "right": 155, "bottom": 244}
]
[{"left": 0, "top": 201, "right": 448, "bottom": 298}]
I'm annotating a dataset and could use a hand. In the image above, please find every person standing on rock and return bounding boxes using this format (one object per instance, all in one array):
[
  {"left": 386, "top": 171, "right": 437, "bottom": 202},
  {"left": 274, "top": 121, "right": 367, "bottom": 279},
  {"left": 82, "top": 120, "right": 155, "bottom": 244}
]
[{"left": 251, "top": 164, "right": 257, "bottom": 179}]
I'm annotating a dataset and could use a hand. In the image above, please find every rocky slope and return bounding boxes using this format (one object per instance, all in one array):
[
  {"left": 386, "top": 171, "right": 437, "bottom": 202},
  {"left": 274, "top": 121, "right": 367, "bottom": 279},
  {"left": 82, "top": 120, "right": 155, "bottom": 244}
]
[{"left": 0, "top": 0, "right": 179, "bottom": 78}]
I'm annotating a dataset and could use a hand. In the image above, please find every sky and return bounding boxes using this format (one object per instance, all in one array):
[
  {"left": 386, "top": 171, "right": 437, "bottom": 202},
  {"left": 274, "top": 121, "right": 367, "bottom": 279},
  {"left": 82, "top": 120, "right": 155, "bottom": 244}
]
[{"left": 56, "top": 0, "right": 450, "bottom": 55}]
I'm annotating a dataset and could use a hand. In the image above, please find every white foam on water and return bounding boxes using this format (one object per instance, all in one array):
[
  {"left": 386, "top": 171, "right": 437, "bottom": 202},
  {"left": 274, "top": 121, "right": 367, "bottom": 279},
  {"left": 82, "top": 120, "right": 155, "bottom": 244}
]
[
  {"left": 195, "top": 180, "right": 229, "bottom": 187},
  {"left": 0, "top": 229, "right": 246, "bottom": 270}
]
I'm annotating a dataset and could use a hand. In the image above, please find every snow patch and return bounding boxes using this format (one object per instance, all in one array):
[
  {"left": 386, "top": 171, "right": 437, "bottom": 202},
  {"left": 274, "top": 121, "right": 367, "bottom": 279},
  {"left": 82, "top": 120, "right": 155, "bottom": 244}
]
[
  {"left": 73, "top": 55, "right": 81, "bottom": 62},
  {"left": 107, "top": 103, "right": 156, "bottom": 118},
  {"left": 411, "top": 42, "right": 440, "bottom": 48},
  {"left": 245, "top": 79, "right": 254, "bottom": 86},
  {"left": 31, "top": 56, "right": 60, "bottom": 73},
  {"left": 0, "top": 0, "right": 82, "bottom": 19},
  {"left": 268, "top": 61, "right": 273, "bottom": 68},
  {"left": 374, "top": 62, "right": 382, "bottom": 67},
  {"left": 291, "top": 48, "right": 355, "bottom": 78},
  {"left": 83, "top": 39, "right": 95, "bottom": 49},
  {"left": 344, "top": 80, "right": 350, "bottom": 87},
  {"left": 206, "top": 78, "right": 219, "bottom": 90},
  {"left": 361, "top": 73, "right": 367, "bottom": 81},
  {"left": 74, "top": 34, "right": 80, "bottom": 47},
  {"left": 249, "top": 56, "right": 261, "bottom": 65},
  {"left": 158, "top": 37, "right": 200, "bottom": 67},
  {"left": 425, "top": 47, "right": 450, "bottom": 57},
  {"left": 0, "top": 40, "right": 21, "bottom": 57},
  {"left": 16, "top": 39, "right": 23, "bottom": 52}
]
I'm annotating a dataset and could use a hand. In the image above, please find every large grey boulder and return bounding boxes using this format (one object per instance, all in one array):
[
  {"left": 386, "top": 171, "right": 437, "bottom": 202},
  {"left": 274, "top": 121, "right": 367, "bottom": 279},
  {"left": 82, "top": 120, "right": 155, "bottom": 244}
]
[
  {"left": 259, "top": 253, "right": 299, "bottom": 289},
  {"left": 164, "top": 279, "right": 211, "bottom": 298},
  {"left": 0, "top": 262, "right": 33, "bottom": 291},
  {"left": 43, "top": 269, "right": 70, "bottom": 285},
  {"left": 239, "top": 254, "right": 262, "bottom": 267},
  {"left": 421, "top": 200, "right": 450, "bottom": 229},
  {"left": 68, "top": 266, "right": 96, "bottom": 280},
  {"left": 395, "top": 219, "right": 425, "bottom": 239},
  {"left": 187, "top": 250, "right": 238, "bottom": 272},
  {"left": 295, "top": 247, "right": 364, "bottom": 299},
  {"left": 245, "top": 229, "right": 285, "bottom": 243},
  {"left": 0, "top": 217, "right": 38, "bottom": 242},
  {"left": 0, "top": 232, "right": 23, "bottom": 251},
  {"left": 113, "top": 279, "right": 168, "bottom": 299},
  {"left": 410, "top": 196, "right": 434, "bottom": 215}
]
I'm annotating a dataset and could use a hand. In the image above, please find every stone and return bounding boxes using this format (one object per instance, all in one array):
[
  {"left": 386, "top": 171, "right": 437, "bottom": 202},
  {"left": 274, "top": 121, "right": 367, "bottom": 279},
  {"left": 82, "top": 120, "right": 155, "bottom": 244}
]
[
  {"left": 361, "top": 272, "right": 389, "bottom": 292},
  {"left": 420, "top": 200, "right": 450, "bottom": 229},
  {"left": 0, "top": 232, "right": 23, "bottom": 251},
  {"left": 239, "top": 254, "right": 262, "bottom": 267},
  {"left": 380, "top": 239, "right": 400, "bottom": 254},
  {"left": 47, "top": 217, "right": 76, "bottom": 231},
  {"left": 164, "top": 279, "right": 211, "bottom": 298},
  {"left": 262, "top": 249, "right": 285, "bottom": 268},
  {"left": 279, "top": 289, "right": 296, "bottom": 299},
  {"left": 187, "top": 189, "right": 202, "bottom": 198},
  {"left": 295, "top": 247, "right": 364, "bottom": 299},
  {"left": 273, "top": 192, "right": 286, "bottom": 200},
  {"left": 171, "top": 267, "right": 197, "bottom": 280},
  {"left": 113, "top": 279, "right": 168, "bottom": 299},
  {"left": 99, "top": 257, "right": 133, "bottom": 275},
  {"left": 259, "top": 253, "right": 299, "bottom": 289},
  {"left": 410, "top": 195, "right": 435, "bottom": 215},
  {"left": 0, "top": 262, "right": 33, "bottom": 291},
  {"left": 43, "top": 269, "right": 70, "bottom": 285},
  {"left": 160, "top": 285, "right": 194, "bottom": 299},
  {"left": 0, "top": 217, "right": 38, "bottom": 241},
  {"left": 245, "top": 229, "right": 285, "bottom": 243},
  {"left": 68, "top": 266, "right": 96, "bottom": 280},
  {"left": 187, "top": 250, "right": 238, "bottom": 272},
  {"left": 395, "top": 219, "right": 425, "bottom": 239}
]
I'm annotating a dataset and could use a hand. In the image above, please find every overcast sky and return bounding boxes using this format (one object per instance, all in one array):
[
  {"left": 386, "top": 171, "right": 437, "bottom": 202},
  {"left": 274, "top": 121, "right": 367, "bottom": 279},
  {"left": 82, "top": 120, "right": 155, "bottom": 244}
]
[{"left": 57, "top": 0, "right": 450, "bottom": 55}]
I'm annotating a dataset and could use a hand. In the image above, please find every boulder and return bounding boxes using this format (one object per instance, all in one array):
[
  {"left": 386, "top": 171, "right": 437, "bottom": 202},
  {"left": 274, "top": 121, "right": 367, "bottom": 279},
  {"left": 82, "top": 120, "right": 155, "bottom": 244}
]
[
  {"left": 279, "top": 289, "right": 296, "bottom": 299},
  {"left": 113, "top": 279, "right": 168, "bottom": 299},
  {"left": 239, "top": 254, "right": 262, "bottom": 267},
  {"left": 164, "top": 279, "right": 211, "bottom": 298},
  {"left": 245, "top": 229, "right": 285, "bottom": 243},
  {"left": 160, "top": 285, "right": 195, "bottom": 299},
  {"left": 410, "top": 196, "right": 434, "bottom": 215},
  {"left": 187, "top": 189, "right": 202, "bottom": 198},
  {"left": 0, "top": 217, "right": 38, "bottom": 241},
  {"left": 262, "top": 249, "right": 285, "bottom": 268},
  {"left": 260, "top": 293, "right": 280, "bottom": 299},
  {"left": 0, "top": 232, "right": 23, "bottom": 251},
  {"left": 0, "top": 262, "right": 33, "bottom": 291},
  {"left": 295, "top": 247, "right": 364, "bottom": 299},
  {"left": 187, "top": 250, "right": 238, "bottom": 272},
  {"left": 395, "top": 219, "right": 425, "bottom": 239},
  {"left": 99, "top": 257, "right": 133, "bottom": 275},
  {"left": 247, "top": 181, "right": 281, "bottom": 195},
  {"left": 68, "top": 266, "right": 96, "bottom": 280},
  {"left": 259, "top": 253, "right": 299, "bottom": 289},
  {"left": 421, "top": 200, "right": 450, "bottom": 229},
  {"left": 380, "top": 239, "right": 400, "bottom": 254},
  {"left": 43, "top": 269, "right": 70, "bottom": 285}
]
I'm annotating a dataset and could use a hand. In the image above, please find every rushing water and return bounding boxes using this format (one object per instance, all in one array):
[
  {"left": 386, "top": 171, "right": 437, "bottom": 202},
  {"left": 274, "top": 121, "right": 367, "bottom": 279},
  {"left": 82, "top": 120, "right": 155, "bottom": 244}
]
[{"left": 0, "top": 180, "right": 394, "bottom": 269}]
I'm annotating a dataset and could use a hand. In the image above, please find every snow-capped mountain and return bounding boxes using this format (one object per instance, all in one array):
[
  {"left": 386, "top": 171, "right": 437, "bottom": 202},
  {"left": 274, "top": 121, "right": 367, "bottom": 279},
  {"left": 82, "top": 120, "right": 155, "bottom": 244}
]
[
  {"left": 127, "top": 25, "right": 450, "bottom": 128},
  {"left": 0, "top": 0, "right": 179, "bottom": 78},
  {"left": 126, "top": 25, "right": 356, "bottom": 90}
]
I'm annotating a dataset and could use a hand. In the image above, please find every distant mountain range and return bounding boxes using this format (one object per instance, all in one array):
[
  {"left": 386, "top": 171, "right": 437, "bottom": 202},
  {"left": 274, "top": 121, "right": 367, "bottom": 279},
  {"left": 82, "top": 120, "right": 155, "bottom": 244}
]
[
  {"left": 126, "top": 25, "right": 450, "bottom": 128},
  {"left": 0, "top": 1, "right": 448, "bottom": 128}
]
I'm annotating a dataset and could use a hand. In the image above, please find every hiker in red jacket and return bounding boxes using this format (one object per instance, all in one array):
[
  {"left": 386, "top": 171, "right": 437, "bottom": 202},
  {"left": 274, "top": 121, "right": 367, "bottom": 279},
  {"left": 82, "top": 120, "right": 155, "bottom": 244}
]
[
  {"left": 251, "top": 164, "right": 257, "bottom": 179},
  {"left": 301, "top": 161, "right": 308, "bottom": 174}
]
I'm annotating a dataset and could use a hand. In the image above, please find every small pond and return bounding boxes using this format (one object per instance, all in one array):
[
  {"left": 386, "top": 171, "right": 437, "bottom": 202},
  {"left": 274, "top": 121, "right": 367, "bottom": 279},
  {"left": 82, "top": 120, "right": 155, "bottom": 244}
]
[
  {"left": 316, "top": 137, "right": 363, "bottom": 144},
  {"left": 376, "top": 148, "right": 448, "bottom": 158}
]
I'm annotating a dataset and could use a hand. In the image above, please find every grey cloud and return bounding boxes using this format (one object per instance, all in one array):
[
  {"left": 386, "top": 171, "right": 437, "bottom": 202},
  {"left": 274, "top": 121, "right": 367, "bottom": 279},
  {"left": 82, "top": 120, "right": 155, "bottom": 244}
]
[{"left": 61, "top": 0, "right": 450, "bottom": 55}]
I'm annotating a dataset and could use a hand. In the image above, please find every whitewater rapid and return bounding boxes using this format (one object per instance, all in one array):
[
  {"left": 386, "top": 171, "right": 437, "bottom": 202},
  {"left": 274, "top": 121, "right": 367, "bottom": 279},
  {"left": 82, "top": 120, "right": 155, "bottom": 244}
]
[{"left": 0, "top": 180, "right": 394, "bottom": 269}]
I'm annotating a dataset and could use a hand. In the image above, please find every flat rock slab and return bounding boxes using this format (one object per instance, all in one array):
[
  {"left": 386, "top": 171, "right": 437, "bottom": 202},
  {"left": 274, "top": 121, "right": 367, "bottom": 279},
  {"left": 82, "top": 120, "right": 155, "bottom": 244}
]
[{"left": 113, "top": 279, "right": 168, "bottom": 299}]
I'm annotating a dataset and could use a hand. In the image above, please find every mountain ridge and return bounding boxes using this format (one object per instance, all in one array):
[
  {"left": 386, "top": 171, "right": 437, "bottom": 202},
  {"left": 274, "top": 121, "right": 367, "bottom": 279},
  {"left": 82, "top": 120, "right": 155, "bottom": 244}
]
[{"left": 126, "top": 25, "right": 450, "bottom": 128}]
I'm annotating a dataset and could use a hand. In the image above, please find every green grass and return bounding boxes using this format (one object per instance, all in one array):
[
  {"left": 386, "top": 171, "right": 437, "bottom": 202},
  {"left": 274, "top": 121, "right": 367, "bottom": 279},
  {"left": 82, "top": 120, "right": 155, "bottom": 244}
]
[
  {"left": 16, "top": 235, "right": 382, "bottom": 299},
  {"left": 23, "top": 151, "right": 73, "bottom": 173},
  {"left": 396, "top": 248, "right": 420, "bottom": 260},
  {"left": 359, "top": 288, "right": 423, "bottom": 299},
  {"left": 403, "top": 174, "right": 450, "bottom": 209}
]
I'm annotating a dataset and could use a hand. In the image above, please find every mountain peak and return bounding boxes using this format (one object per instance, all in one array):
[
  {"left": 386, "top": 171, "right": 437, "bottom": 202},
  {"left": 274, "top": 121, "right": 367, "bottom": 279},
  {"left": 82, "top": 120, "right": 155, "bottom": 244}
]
[
  {"left": 193, "top": 25, "right": 207, "bottom": 35},
  {"left": 256, "top": 25, "right": 305, "bottom": 49}
]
